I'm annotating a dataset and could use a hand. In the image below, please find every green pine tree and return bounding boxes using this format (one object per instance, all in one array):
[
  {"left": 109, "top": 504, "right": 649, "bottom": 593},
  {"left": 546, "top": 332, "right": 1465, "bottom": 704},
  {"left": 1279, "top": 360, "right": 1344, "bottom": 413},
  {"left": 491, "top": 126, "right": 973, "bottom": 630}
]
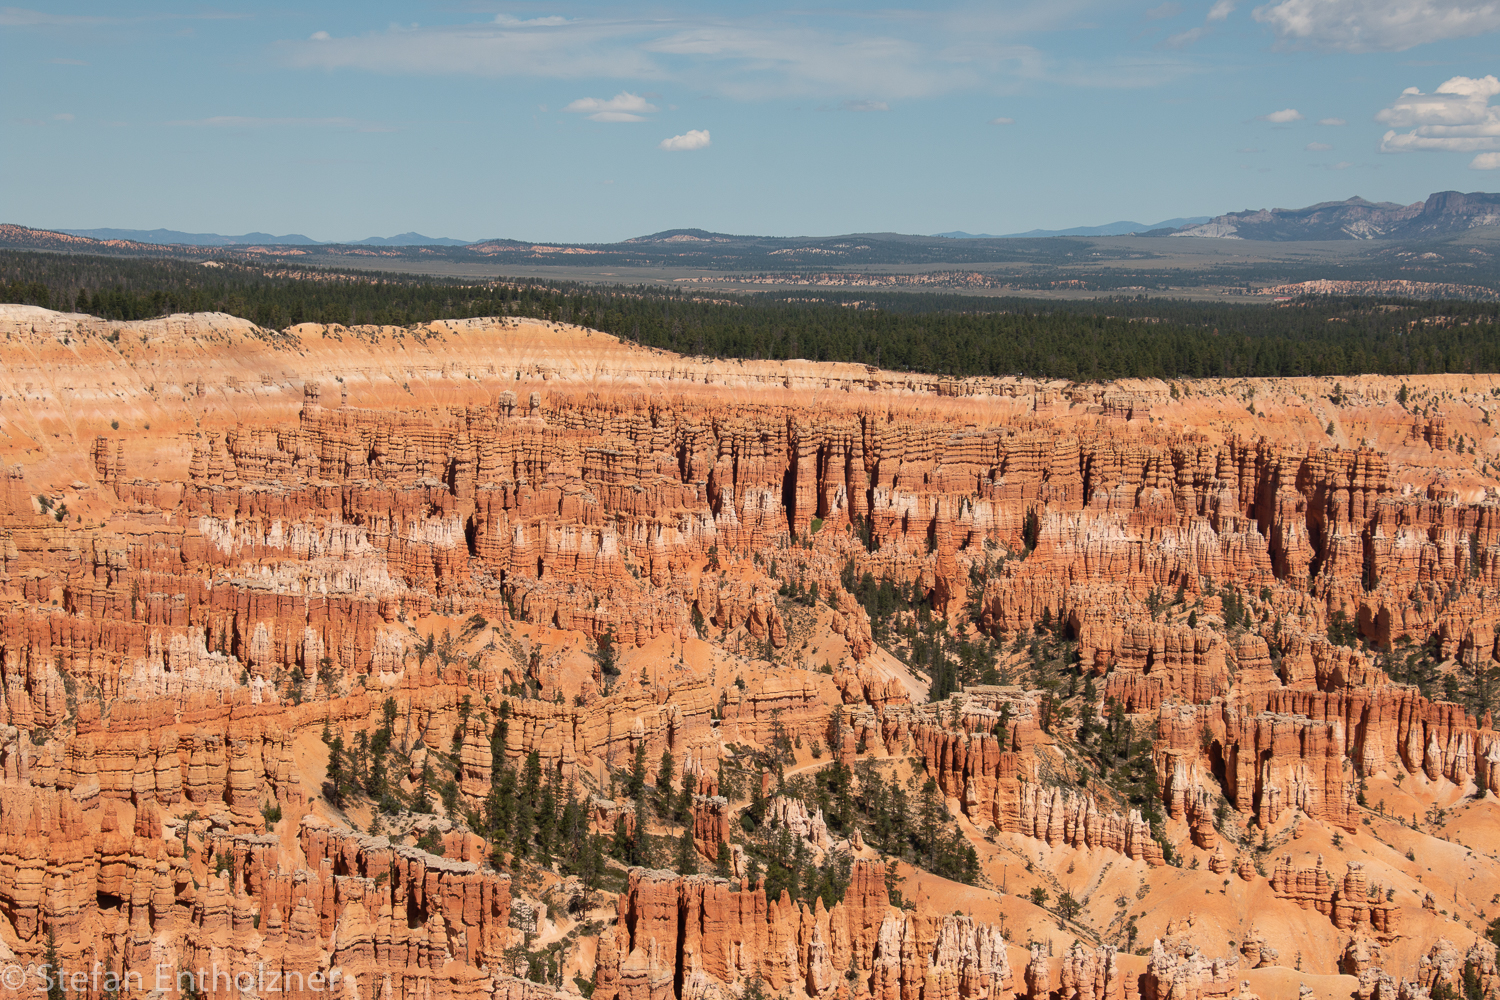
[{"left": 674, "top": 828, "right": 697, "bottom": 875}]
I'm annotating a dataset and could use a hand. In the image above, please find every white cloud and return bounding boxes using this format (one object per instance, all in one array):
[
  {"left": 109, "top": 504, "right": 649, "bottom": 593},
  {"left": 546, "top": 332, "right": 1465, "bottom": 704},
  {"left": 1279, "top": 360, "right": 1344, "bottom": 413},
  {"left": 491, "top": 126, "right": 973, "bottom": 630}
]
[
  {"left": 1257, "top": 107, "right": 1303, "bottom": 122},
  {"left": 1146, "top": 2, "right": 1183, "bottom": 17},
  {"left": 990, "top": 116, "right": 1015, "bottom": 124},
  {"left": 1207, "top": 1, "right": 1236, "bottom": 20},
  {"left": 1377, "top": 75, "right": 1500, "bottom": 153},
  {"left": 1318, "top": 117, "right": 1347, "bottom": 125},
  {"left": 1253, "top": 0, "right": 1500, "bottom": 52},
  {"left": 659, "top": 129, "right": 711, "bottom": 151},
  {"left": 1472, "top": 152, "right": 1500, "bottom": 168},
  {"left": 841, "top": 99, "right": 889, "bottom": 111},
  {"left": 1377, "top": 75, "right": 1499, "bottom": 126},
  {"left": 564, "top": 91, "right": 659, "bottom": 122},
  {"left": 1306, "top": 141, "right": 1332, "bottom": 150},
  {"left": 310, "top": 31, "right": 330, "bottom": 41}
]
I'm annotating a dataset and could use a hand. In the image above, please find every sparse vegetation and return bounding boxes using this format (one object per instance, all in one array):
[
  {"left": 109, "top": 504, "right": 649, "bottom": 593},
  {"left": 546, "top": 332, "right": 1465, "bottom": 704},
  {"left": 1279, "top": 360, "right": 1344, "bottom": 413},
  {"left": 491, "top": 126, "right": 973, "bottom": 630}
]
[{"left": 13, "top": 251, "right": 1500, "bottom": 379}]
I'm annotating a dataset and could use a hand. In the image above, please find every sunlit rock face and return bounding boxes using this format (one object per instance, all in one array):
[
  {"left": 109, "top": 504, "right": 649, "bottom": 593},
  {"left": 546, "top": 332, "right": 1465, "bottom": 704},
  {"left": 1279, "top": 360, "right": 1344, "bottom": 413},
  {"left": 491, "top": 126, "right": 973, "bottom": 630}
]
[{"left": 0, "top": 304, "right": 1497, "bottom": 998}]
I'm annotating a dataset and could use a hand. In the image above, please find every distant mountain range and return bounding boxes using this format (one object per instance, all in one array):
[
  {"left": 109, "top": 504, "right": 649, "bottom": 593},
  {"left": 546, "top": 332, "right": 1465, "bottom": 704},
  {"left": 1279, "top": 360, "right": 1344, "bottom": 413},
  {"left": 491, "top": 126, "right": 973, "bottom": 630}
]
[
  {"left": 54, "top": 228, "right": 471, "bottom": 247},
  {"left": 9, "top": 191, "right": 1500, "bottom": 276},
  {"left": 935, "top": 192, "right": 1500, "bottom": 242},
  {"left": 0, "top": 223, "right": 1085, "bottom": 268},
  {"left": 937, "top": 218, "right": 1211, "bottom": 239},
  {"left": 1165, "top": 192, "right": 1500, "bottom": 241}
]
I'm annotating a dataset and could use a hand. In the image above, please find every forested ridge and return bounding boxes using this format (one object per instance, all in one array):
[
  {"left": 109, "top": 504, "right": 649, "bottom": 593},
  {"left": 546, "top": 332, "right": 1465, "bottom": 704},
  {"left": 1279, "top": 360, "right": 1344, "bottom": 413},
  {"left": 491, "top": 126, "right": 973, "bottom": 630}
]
[{"left": 5, "top": 250, "right": 1500, "bottom": 380}]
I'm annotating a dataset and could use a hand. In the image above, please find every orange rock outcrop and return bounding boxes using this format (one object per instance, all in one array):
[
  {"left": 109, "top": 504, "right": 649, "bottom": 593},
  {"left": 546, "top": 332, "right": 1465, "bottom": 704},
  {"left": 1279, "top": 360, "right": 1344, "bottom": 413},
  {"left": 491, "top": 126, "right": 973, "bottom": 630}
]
[
  {"left": 2, "top": 304, "right": 1500, "bottom": 995},
  {"left": 595, "top": 861, "right": 1012, "bottom": 1000}
]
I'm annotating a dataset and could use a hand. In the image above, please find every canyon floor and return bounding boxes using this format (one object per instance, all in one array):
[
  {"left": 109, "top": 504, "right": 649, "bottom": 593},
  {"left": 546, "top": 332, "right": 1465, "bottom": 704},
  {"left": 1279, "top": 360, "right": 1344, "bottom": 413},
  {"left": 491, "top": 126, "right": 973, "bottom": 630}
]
[{"left": 0, "top": 303, "right": 1495, "bottom": 1000}]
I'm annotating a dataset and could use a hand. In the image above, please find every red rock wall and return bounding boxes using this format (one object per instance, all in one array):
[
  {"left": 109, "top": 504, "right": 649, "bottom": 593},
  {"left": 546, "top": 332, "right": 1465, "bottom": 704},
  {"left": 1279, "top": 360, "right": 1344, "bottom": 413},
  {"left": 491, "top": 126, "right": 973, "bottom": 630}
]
[{"left": 593, "top": 861, "right": 1012, "bottom": 1000}]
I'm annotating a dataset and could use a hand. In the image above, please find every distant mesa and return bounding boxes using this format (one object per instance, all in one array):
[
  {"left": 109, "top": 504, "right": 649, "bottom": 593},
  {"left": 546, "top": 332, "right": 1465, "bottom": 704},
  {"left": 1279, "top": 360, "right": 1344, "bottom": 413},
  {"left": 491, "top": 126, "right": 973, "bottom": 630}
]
[
  {"left": 622, "top": 228, "right": 742, "bottom": 244},
  {"left": 55, "top": 227, "right": 471, "bottom": 247},
  {"left": 936, "top": 218, "right": 1212, "bottom": 239},
  {"left": 1163, "top": 191, "right": 1500, "bottom": 241},
  {"left": 348, "top": 232, "right": 471, "bottom": 247},
  {"left": 939, "top": 192, "right": 1500, "bottom": 241},
  {"left": 57, "top": 228, "right": 323, "bottom": 246}
]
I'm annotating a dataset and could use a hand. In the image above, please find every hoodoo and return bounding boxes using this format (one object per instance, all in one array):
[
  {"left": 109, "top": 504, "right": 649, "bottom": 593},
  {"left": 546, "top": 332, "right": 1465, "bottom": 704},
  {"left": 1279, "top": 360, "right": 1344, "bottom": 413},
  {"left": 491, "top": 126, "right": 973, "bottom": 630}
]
[{"left": 0, "top": 302, "right": 1495, "bottom": 998}]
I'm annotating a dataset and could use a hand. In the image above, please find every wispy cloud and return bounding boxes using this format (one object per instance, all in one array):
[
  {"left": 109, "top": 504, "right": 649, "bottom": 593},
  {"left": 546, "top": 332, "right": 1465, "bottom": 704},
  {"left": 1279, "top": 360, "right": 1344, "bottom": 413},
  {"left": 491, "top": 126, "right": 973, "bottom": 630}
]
[
  {"left": 1, "top": 6, "right": 247, "bottom": 27},
  {"left": 840, "top": 99, "right": 889, "bottom": 111},
  {"left": 1157, "top": 0, "right": 1234, "bottom": 47},
  {"left": 641, "top": 22, "right": 975, "bottom": 100},
  {"left": 1145, "top": 3, "right": 1183, "bottom": 18},
  {"left": 0, "top": 7, "right": 111, "bottom": 26},
  {"left": 1257, "top": 107, "right": 1303, "bottom": 122},
  {"left": 1306, "top": 141, "right": 1332, "bottom": 150},
  {"left": 989, "top": 116, "right": 1016, "bottom": 124},
  {"left": 659, "top": 128, "right": 711, "bottom": 150},
  {"left": 1318, "top": 117, "right": 1347, "bottom": 125},
  {"left": 167, "top": 115, "right": 397, "bottom": 132},
  {"left": 1162, "top": 26, "right": 1206, "bottom": 46},
  {"left": 278, "top": 8, "right": 1193, "bottom": 102},
  {"left": 564, "top": 91, "right": 659, "bottom": 122},
  {"left": 280, "top": 19, "right": 661, "bottom": 82},
  {"left": 494, "top": 15, "right": 571, "bottom": 27},
  {"left": 1253, "top": 0, "right": 1500, "bottom": 52}
]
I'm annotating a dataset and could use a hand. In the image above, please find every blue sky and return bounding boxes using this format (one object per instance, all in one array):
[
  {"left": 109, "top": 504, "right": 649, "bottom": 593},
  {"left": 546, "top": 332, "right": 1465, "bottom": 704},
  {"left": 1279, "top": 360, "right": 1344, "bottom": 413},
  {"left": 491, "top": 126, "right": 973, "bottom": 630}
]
[{"left": 7, "top": 1, "right": 1500, "bottom": 242}]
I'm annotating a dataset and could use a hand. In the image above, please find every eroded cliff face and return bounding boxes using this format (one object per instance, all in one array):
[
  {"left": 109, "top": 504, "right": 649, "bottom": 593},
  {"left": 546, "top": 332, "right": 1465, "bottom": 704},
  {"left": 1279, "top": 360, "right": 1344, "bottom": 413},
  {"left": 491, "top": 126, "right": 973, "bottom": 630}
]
[{"left": 0, "top": 304, "right": 1498, "bottom": 999}]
